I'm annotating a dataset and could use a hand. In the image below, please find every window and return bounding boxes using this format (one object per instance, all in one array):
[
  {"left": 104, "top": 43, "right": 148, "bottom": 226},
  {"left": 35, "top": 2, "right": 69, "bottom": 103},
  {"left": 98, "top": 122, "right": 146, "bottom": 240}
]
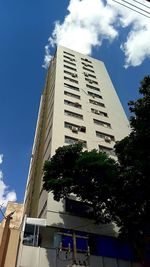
[
  {"left": 64, "top": 99, "right": 81, "bottom": 109},
  {"left": 88, "top": 91, "right": 103, "bottom": 100},
  {"left": 23, "top": 224, "right": 39, "bottom": 246},
  {"left": 66, "top": 198, "right": 93, "bottom": 218},
  {"left": 56, "top": 228, "right": 89, "bottom": 253},
  {"left": 91, "top": 108, "right": 102, "bottom": 115},
  {"left": 63, "top": 55, "right": 76, "bottom": 61},
  {"left": 82, "top": 62, "right": 93, "bottom": 68},
  {"left": 83, "top": 66, "right": 95, "bottom": 73},
  {"left": 65, "top": 136, "right": 87, "bottom": 147},
  {"left": 81, "top": 58, "right": 92, "bottom": 63},
  {"left": 64, "top": 60, "right": 76, "bottom": 66},
  {"left": 93, "top": 119, "right": 111, "bottom": 128},
  {"left": 96, "top": 131, "right": 115, "bottom": 142},
  {"left": 85, "top": 78, "right": 98, "bottom": 85},
  {"left": 84, "top": 72, "right": 96, "bottom": 79},
  {"left": 99, "top": 145, "right": 116, "bottom": 156},
  {"left": 86, "top": 84, "right": 100, "bottom": 92},
  {"left": 64, "top": 76, "right": 78, "bottom": 84},
  {"left": 64, "top": 110, "right": 83, "bottom": 120},
  {"left": 63, "top": 51, "right": 75, "bottom": 57},
  {"left": 64, "top": 83, "right": 79, "bottom": 91},
  {"left": 64, "top": 70, "right": 78, "bottom": 78},
  {"left": 64, "top": 91, "right": 80, "bottom": 99},
  {"left": 90, "top": 99, "right": 105, "bottom": 108},
  {"left": 64, "top": 65, "right": 77, "bottom": 72},
  {"left": 64, "top": 122, "right": 86, "bottom": 133},
  {"left": 91, "top": 107, "right": 108, "bottom": 117}
]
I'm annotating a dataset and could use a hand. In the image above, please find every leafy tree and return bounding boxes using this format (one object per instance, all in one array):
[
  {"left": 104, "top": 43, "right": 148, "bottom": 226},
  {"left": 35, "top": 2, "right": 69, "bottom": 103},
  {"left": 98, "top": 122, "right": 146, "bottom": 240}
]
[
  {"left": 114, "top": 76, "right": 150, "bottom": 260},
  {"left": 43, "top": 143, "right": 118, "bottom": 223}
]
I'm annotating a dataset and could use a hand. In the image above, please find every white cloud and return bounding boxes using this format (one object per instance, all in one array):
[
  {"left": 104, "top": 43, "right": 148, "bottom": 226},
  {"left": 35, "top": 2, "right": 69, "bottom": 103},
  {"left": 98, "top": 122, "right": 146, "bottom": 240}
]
[
  {"left": 0, "top": 154, "right": 3, "bottom": 164},
  {"left": 0, "top": 156, "right": 17, "bottom": 208},
  {"left": 43, "top": 0, "right": 118, "bottom": 68},
  {"left": 120, "top": 20, "right": 150, "bottom": 68},
  {"left": 43, "top": 0, "right": 150, "bottom": 68}
]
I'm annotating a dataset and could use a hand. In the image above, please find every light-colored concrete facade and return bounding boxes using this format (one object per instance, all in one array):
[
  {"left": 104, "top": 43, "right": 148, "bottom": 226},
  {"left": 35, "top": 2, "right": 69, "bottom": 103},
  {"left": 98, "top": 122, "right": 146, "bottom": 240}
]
[
  {"left": 19, "top": 46, "right": 143, "bottom": 267},
  {"left": 24, "top": 46, "right": 130, "bottom": 230}
]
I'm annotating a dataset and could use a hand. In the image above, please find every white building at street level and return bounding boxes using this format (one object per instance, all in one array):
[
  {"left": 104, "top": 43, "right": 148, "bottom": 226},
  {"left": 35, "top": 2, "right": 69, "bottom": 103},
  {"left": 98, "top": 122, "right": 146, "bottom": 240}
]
[{"left": 16, "top": 46, "right": 141, "bottom": 267}]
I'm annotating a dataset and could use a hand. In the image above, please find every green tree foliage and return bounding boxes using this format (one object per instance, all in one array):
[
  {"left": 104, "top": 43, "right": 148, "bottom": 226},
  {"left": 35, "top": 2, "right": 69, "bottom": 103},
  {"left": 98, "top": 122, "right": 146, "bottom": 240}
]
[
  {"left": 43, "top": 143, "right": 118, "bottom": 223},
  {"left": 114, "top": 76, "right": 150, "bottom": 256}
]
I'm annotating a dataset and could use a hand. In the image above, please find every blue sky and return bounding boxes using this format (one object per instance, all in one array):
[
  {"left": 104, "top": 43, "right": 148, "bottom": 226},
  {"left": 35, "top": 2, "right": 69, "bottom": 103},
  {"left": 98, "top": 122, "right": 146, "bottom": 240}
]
[{"left": 0, "top": 0, "right": 149, "bottom": 214}]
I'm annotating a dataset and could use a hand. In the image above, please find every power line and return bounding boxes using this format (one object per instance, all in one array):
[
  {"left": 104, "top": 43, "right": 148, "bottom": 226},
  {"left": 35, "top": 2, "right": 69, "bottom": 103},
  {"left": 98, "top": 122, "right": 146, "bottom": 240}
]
[
  {"left": 121, "top": 0, "right": 150, "bottom": 14},
  {"left": 133, "top": 0, "right": 150, "bottom": 9},
  {"left": 112, "top": 0, "right": 150, "bottom": 18}
]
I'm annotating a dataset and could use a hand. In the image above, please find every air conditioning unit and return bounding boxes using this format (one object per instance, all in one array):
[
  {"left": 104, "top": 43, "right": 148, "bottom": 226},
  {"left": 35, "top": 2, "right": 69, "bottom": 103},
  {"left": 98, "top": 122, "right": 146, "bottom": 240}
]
[
  {"left": 70, "top": 58, "right": 75, "bottom": 62},
  {"left": 72, "top": 126, "right": 78, "bottom": 133},
  {"left": 84, "top": 72, "right": 89, "bottom": 77},
  {"left": 74, "top": 102, "right": 80, "bottom": 107},
  {"left": 89, "top": 80, "right": 93, "bottom": 84},
  {"left": 72, "top": 73, "right": 77, "bottom": 78},
  {"left": 104, "top": 136, "right": 111, "bottom": 142}
]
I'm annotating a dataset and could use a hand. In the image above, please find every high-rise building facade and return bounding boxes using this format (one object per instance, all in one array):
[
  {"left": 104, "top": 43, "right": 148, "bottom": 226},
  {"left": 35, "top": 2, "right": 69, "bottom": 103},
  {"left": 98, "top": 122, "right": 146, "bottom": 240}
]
[
  {"left": 24, "top": 45, "right": 130, "bottom": 222},
  {"left": 18, "top": 46, "right": 142, "bottom": 267}
]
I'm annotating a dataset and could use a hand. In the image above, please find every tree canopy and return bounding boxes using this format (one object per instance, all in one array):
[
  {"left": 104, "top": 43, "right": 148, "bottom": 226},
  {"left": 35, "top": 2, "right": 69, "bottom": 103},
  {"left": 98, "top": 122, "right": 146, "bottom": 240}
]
[
  {"left": 43, "top": 143, "right": 118, "bottom": 223},
  {"left": 114, "top": 76, "right": 150, "bottom": 249}
]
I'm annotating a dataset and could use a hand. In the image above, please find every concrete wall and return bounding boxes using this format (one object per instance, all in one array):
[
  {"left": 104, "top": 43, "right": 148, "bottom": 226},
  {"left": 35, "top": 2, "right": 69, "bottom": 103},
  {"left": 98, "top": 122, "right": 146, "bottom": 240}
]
[
  {"left": 42, "top": 45, "right": 130, "bottom": 234},
  {"left": 24, "top": 45, "right": 131, "bottom": 233},
  {"left": 0, "top": 225, "right": 21, "bottom": 267},
  {"left": 0, "top": 202, "right": 23, "bottom": 267},
  {"left": 4, "top": 229, "right": 20, "bottom": 267},
  {"left": 17, "top": 245, "right": 142, "bottom": 267}
]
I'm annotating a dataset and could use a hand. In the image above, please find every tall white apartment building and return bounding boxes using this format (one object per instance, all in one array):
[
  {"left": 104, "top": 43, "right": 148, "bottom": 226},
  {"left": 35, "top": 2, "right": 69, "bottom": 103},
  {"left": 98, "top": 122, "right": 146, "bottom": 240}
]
[{"left": 18, "top": 46, "right": 136, "bottom": 267}]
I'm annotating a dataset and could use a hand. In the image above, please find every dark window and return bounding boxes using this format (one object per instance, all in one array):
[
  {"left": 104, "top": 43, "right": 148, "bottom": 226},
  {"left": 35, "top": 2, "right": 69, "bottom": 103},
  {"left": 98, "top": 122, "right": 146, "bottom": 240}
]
[
  {"left": 64, "top": 91, "right": 80, "bottom": 99},
  {"left": 81, "top": 58, "right": 92, "bottom": 63},
  {"left": 85, "top": 78, "right": 98, "bottom": 85},
  {"left": 96, "top": 131, "right": 115, "bottom": 142},
  {"left": 64, "top": 76, "right": 78, "bottom": 84},
  {"left": 86, "top": 84, "right": 100, "bottom": 92},
  {"left": 88, "top": 92, "right": 103, "bottom": 100},
  {"left": 64, "top": 70, "right": 78, "bottom": 78},
  {"left": 64, "top": 83, "right": 79, "bottom": 91},
  {"left": 93, "top": 109, "right": 108, "bottom": 117},
  {"left": 64, "top": 65, "right": 77, "bottom": 72},
  {"left": 99, "top": 145, "right": 115, "bottom": 156},
  {"left": 93, "top": 119, "right": 111, "bottom": 128},
  {"left": 23, "top": 224, "right": 39, "bottom": 246},
  {"left": 84, "top": 72, "right": 96, "bottom": 79},
  {"left": 83, "top": 66, "right": 95, "bottom": 73},
  {"left": 64, "top": 110, "right": 83, "bottom": 120},
  {"left": 64, "top": 122, "right": 86, "bottom": 133},
  {"left": 63, "top": 51, "right": 75, "bottom": 57},
  {"left": 63, "top": 55, "right": 76, "bottom": 61},
  {"left": 89, "top": 235, "right": 134, "bottom": 261},
  {"left": 65, "top": 136, "right": 87, "bottom": 147},
  {"left": 65, "top": 198, "right": 93, "bottom": 218},
  {"left": 90, "top": 99, "right": 105, "bottom": 108},
  {"left": 82, "top": 62, "right": 93, "bottom": 68},
  {"left": 64, "top": 99, "right": 81, "bottom": 109},
  {"left": 64, "top": 60, "right": 76, "bottom": 66}
]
